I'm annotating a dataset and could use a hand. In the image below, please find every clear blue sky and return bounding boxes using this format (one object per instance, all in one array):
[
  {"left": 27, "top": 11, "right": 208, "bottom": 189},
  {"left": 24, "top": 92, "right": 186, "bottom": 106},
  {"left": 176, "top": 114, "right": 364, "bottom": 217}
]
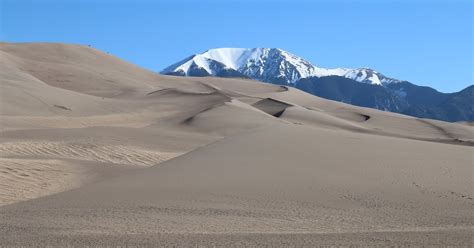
[{"left": 1, "top": 0, "right": 472, "bottom": 92}]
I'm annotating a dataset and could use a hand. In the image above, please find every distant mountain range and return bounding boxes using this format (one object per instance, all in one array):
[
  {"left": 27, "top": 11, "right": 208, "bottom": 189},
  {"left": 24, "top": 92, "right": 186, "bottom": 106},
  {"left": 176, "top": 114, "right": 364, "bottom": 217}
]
[{"left": 161, "top": 48, "right": 473, "bottom": 122}]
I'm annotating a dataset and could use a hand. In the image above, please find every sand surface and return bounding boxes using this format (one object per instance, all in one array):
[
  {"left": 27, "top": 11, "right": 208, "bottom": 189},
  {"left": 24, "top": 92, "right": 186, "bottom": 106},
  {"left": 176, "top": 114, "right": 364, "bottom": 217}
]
[{"left": 0, "top": 42, "right": 472, "bottom": 246}]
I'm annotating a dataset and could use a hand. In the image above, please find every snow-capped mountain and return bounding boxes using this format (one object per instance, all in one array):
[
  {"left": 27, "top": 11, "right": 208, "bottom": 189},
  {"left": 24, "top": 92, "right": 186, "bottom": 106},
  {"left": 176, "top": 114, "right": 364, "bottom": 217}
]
[
  {"left": 161, "top": 48, "right": 473, "bottom": 122},
  {"left": 161, "top": 48, "right": 400, "bottom": 86}
]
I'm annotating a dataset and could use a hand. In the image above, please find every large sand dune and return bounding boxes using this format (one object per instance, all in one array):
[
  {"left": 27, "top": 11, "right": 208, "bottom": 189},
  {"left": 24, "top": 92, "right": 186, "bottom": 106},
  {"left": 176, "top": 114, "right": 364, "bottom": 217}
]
[{"left": 0, "top": 42, "right": 472, "bottom": 246}]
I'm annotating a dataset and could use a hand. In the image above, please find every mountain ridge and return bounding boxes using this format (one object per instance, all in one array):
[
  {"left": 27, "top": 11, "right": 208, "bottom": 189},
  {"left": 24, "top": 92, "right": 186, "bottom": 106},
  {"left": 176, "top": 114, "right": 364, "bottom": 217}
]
[
  {"left": 161, "top": 47, "right": 472, "bottom": 122},
  {"left": 161, "top": 47, "right": 400, "bottom": 86}
]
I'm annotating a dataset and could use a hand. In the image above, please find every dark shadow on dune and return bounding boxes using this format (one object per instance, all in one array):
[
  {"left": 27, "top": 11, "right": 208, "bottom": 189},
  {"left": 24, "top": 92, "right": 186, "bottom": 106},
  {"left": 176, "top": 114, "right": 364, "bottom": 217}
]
[
  {"left": 273, "top": 110, "right": 286, "bottom": 118},
  {"left": 181, "top": 103, "right": 227, "bottom": 125},
  {"left": 252, "top": 98, "right": 292, "bottom": 118},
  {"left": 53, "top": 105, "right": 71, "bottom": 111},
  {"left": 278, "top": 86, "right": 289, "bottom": 92},
  {"left": 357, "top": 113, "right": 371, "bottom": 121}
]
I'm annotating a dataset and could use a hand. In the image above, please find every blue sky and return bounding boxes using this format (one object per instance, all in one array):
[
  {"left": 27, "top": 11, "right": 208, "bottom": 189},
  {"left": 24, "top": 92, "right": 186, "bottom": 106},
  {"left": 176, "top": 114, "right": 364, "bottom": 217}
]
[{"left": 1, "top": 0, "right": 472, "bottom": 93}]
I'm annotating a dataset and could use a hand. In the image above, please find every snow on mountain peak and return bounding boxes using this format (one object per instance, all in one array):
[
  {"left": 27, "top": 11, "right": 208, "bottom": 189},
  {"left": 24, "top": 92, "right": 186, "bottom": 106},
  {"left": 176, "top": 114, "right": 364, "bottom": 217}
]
[
  {"left": 161, "top": 48, "right": 401, "bottom": 86},
  {"left": 201, "top": 48, "right": 250, "bottom": 69}
]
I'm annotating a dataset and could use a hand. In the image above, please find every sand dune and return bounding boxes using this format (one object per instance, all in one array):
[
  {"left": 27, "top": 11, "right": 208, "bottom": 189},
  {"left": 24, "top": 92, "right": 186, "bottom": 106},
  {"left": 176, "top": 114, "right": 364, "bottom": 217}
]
[
  {"left": 0, "top": 141, "right": 180, "bottom": 167},
  {"left": 0, "top": 158, "right": 133, "bottom": 206},
  {"left": 0, "top": 158, "right": 84, "bottom": 206},
  {"left": 0, "top": 42, "right": 472, "bottom": 246}
]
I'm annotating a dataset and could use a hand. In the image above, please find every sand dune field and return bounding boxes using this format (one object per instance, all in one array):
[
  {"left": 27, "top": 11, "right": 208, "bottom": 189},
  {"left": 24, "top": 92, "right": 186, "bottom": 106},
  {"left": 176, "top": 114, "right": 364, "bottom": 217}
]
[{"left": 0, "top": 42, "right": 472, "bottom": 246}]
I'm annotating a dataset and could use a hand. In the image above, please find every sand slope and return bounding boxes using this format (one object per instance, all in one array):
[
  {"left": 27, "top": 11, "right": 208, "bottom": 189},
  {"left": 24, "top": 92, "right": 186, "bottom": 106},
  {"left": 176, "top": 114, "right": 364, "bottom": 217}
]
[{"left": 0, "top": 42, "right": 472, "bottom": 246}]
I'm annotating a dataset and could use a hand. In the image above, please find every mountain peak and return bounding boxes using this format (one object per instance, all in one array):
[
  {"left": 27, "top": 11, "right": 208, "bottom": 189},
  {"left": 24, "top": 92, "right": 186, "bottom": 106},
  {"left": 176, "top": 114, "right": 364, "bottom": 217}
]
[{"left": 161, "top": 48, "right": 401, "bottom": 86}]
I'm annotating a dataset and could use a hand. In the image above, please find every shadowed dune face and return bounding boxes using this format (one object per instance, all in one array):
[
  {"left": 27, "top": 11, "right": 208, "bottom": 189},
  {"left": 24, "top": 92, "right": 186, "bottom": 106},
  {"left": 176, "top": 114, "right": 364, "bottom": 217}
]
[
  {"left": 251, "top": 98, "right": 292, "bottom": 117},
  {"left": 0, "top": 42, "right": 473, "bottom": 245}
]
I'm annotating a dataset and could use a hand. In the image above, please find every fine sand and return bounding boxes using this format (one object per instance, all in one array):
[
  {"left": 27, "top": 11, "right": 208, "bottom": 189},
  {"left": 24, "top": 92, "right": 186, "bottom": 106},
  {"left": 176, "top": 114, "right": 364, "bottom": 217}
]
[{"left": 0, "top": 42, "right": 472, "bottom": 246}]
